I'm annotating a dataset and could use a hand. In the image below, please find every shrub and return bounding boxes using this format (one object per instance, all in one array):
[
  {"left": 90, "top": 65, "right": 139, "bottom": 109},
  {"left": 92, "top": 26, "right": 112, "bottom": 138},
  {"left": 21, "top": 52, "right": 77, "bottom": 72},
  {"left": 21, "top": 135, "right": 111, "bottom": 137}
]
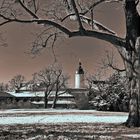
[{"left": 89, "top": 72, "right": 129, "bottom": 112}]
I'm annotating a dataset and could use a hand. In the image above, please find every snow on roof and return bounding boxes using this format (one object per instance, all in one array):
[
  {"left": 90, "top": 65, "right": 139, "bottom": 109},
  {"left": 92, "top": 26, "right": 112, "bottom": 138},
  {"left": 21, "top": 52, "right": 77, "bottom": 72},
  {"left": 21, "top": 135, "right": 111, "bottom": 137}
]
[
  {"left": 31, "top": 100, "right": 76, "bottom": 105},
  {"left": 7, "top": 91, "right": 73, "bottom": 98},
  {"left": 50, "top": 92, "right": 73, "bottom": 97},
  {"left": 7, "top": 91, "right": 44, "bottom": 97}
]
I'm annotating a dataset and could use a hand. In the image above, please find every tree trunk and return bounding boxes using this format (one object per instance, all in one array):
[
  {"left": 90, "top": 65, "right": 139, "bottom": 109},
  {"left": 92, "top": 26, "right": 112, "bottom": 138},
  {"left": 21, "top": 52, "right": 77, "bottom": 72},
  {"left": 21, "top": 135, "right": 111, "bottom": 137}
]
[
  {"left": 126, "top": 37, "right": 140, "bottom": 127},
  {"left": 52, "top": 92, "right": 58, "bottom": 109},
  {"left": 15, "top": 87, "right": 21, "bottom": 93},
  {"left": 123, "top": 0, "right": 140, "bottom": 127},
  {"left": 44, "top": 91, "right": 48, "bottom": 108},
  {"left": 126, "top": 78, "right": 140, "bottom": 127}
]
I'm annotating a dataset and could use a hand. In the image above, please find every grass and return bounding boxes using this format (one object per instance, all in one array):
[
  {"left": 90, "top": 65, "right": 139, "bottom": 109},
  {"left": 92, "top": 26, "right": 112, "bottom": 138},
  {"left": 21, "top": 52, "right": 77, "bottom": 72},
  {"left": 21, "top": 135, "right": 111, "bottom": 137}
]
[{"left": 0, "top": 123, "right": 140, "bottom": 140}]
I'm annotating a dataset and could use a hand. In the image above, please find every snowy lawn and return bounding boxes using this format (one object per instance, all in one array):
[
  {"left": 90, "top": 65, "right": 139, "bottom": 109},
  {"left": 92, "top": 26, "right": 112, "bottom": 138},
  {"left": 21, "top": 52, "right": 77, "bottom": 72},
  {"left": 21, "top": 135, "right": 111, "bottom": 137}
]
[
  {"left": 1, "top": 109, "right": 140, "bottom": 140},
  {"left": 0, "top": 108, "right": 128, "bottom": 115},
  {"left": 0, "top": 114, "right": 128, "bottom": 125},
  {"left": 0, "top": 109, "right": 128, "bottom": 125},
  {"left": 0, "top": 109, "right": 98, "bottom": 114}
]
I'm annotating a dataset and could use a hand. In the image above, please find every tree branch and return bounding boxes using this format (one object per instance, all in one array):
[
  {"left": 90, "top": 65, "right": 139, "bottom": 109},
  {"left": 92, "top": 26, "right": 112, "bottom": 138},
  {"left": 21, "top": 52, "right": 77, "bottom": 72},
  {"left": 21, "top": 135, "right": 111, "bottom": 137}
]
[
  {"left": 70, "top": 0, "right": 84, "bottom": 30},
  {"left": 82, "top": 0, "right": 122, "bottom": 15},
  {"left": 102, "top": 50, "right": 126, "bottom": 72},
  {"left": 0, "top": 14, "right": 125, "bottom": 48},
  {"left": 18, "top": 0, "right": 39, "bottom": 19},
  {"left": 62, "top": 0, "right": 122, "bottom": 21},
  {"left": 62, "top": 14, "right": 116, "bottom": 35},
  {"left": 0, "top": 14, "right": 72, "bottom": 36},
  {"left": 108, "top": 64, "right": 126, "bottom": 72},
  {"left": 0, "top": 20, "right": 13, "bottom": 26},
  {"left": 71, "top": 30, "right": 125, "bottom": 47}
]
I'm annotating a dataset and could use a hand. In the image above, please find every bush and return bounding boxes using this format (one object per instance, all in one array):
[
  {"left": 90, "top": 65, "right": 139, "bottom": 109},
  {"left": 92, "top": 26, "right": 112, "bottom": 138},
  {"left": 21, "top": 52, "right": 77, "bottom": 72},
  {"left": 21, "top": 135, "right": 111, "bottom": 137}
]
[{"left": 89, "top": 72, "right": 129, "bottom": 112}]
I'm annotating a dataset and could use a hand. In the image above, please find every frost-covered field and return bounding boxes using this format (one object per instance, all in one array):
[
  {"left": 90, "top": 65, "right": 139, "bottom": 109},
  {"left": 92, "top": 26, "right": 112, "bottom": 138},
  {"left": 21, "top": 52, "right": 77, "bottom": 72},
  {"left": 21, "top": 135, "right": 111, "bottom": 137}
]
[
  {"left": 0, "top": 109, "right": 140, "bottom": 140},
  {"left": 0, "top": 109, "right": 128, "bottom": 125}
]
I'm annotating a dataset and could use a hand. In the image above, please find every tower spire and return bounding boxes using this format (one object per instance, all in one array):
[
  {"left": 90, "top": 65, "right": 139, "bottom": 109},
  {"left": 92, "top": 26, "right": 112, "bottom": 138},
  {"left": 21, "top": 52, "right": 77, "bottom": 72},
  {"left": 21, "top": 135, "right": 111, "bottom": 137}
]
[
  {"left": 76, "top": 60, "right": 84, "bottom": 74},
  {"left": 79, "top": 59, "right": 82, "bottom": 67}
]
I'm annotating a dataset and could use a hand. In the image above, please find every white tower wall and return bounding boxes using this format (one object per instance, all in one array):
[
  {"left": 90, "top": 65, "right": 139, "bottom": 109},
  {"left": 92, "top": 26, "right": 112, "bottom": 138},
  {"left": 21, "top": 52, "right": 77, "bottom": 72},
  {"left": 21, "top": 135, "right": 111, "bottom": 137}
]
[{"left": 75, "top": 73, "right": 84, "bottom": 88}]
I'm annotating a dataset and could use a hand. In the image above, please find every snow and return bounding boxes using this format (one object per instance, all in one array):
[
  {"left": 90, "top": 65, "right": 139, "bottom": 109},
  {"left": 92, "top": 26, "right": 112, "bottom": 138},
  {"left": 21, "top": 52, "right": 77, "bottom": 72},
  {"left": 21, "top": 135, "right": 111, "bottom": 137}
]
[
  {"left": 8, "top": 91, "right": 44, "bottom": 97},
  {"left": 0, "top": 114, "right": 127, "bottom": 125},
  {"left": 31, "top": 100, "right": 76, "bottom": 105},
  {"left": 31, "top": 101, "right": 44, "bottom": 104},
  {"left": 50, "top": 92, "right": 73, "bottom": 97},
  {"left": 49, "top": 100, "right": 75, "bottom": 104},
  {"left": 0, "top": 109, "right": 97, "bottom": 114},
  {"left": 0, "top": 109, "right": 128, "bottom": 125},
  {"left": 7, "top": 91, "right": 73, "bottom": 98},
  {"left": 27, "top": 135, "right": 47, "bottom": 140},
  {"left": 122, "top": 134, "right": 140, "bottom": 138}
]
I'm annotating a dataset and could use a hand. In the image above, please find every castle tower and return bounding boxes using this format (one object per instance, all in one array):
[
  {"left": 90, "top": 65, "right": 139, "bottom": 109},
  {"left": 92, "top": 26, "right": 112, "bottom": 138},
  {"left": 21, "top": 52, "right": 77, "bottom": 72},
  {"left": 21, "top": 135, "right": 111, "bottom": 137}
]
[{"left": 75, "top": 61, "right": 85, "bottom": 88}]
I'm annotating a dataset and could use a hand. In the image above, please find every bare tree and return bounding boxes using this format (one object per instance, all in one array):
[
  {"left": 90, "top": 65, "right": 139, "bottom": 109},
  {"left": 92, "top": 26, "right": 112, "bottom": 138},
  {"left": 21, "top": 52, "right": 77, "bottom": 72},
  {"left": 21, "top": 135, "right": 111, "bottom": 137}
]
[
  {"left": 33, "top": 65, "right": 69, "bottom": 108},
  {"left": 0, "top": 83, "right": 8, "bottom": 91},
  {"left": 28, "top": 77, "right": 40, "bottom": 91},
  {"left": 0, "top": 0, "right": 140, "bottom": 126},
  {"left": 33, "top": 68, "right": 56, "bottom": 108},
  {"left": 51, "top": 69, "right": 69, "bottom": 108},
  {"left": 9, "top": 74, "right": 26, "bottom": 93}
]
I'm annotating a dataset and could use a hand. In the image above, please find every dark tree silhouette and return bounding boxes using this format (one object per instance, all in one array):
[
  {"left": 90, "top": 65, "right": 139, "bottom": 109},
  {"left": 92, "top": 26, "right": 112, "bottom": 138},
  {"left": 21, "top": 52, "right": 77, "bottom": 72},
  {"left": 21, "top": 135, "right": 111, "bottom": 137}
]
[{"left": 33, "top": 65, "right": 69, "bottom": 108}]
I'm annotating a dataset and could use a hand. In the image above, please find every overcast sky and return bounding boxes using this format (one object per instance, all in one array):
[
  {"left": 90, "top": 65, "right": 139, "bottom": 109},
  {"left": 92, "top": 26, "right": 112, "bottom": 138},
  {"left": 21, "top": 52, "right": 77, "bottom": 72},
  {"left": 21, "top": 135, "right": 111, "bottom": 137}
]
[{"left": 0, "top": 2, "right": 125, "bottom": 87}]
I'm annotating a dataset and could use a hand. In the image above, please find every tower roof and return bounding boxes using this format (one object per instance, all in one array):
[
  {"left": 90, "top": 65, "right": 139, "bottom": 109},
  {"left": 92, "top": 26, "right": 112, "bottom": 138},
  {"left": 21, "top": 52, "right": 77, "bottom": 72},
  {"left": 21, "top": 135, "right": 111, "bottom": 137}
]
[{"left": 76, "top": 62, "right": 84, "bottom": 74}]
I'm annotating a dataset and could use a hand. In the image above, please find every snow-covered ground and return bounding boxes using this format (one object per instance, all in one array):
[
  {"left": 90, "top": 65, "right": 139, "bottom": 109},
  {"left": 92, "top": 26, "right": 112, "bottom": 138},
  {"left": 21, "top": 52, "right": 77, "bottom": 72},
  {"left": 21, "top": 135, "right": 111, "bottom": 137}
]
[
  {"left": 0, "top": 109, "right": 97, "bottom": 114},
  {"left": 0, "top": 109, "right": 128, "bottom": 116},
  {"left": 0, "top": 109, "right": 128, "bottom": 125},
  {"left": 0, "top": 114, "right": 127, "bottom": 125}
]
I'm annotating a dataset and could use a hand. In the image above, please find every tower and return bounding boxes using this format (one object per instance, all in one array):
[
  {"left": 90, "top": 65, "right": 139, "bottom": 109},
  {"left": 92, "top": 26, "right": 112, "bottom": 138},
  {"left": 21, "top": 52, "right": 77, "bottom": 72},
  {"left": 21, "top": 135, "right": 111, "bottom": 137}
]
[{"left": 75, "top": 61, "right": 85, "bottom": 88}]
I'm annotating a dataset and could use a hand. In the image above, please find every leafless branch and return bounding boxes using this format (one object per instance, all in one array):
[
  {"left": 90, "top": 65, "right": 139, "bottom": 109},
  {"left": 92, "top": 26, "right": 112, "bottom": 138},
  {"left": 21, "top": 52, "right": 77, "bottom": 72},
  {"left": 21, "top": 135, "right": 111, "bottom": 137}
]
[
  {"left": 0, "top": 0, "right": 126, "bottom": 50},
  {"left": 18, "top": 0, "right": 39, "bottom": 19},
  {"left": 70, "top": 0, "right": 84, "bottom": 30},
  {"left": 102, "top": 50, "right": 126, "bottom": 72},
  {"left": 81, "top": 0, "right": 122, "bottom": 15},
  {"left": 0, "top": 13, "right": 125, "bottom": 47}
]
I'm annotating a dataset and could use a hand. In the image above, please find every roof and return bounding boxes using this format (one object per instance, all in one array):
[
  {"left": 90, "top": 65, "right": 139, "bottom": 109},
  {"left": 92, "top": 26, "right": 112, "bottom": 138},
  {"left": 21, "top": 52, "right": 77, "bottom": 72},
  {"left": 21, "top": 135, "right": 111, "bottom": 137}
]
[
  {"left": 7, "top": 91, "right": 73, "bottom": 98},
  {"left": 0, "top": 88, "right": 89, "bottom": 98},
  {"left": 0, "top": 92, "right": 14, "bottom": 98},
  {"left": 7, "top": 91, "right": 44, "bottom": 98},
  {"left": 68, "top": 88, "right": 88, "bottom": 91},
  {"left": 31, "top": 100, "right": 76, "bottom": 105}
]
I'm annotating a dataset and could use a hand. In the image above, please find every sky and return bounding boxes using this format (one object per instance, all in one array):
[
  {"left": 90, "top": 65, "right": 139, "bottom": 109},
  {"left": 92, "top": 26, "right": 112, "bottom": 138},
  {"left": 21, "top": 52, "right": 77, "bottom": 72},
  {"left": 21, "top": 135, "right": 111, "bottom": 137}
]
[{"left": 0, "top": 1, "right": 125, "bottom": 87}]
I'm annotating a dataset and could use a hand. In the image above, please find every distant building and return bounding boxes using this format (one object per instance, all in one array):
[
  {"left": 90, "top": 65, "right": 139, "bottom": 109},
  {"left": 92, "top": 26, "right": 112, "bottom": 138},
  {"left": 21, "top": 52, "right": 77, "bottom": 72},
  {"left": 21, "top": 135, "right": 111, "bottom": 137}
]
[
  {"left": 75, "top": 62, "right": 85, "bottom": 88},
  {"left": 0, "top": 61, "right": 90, "bottom": 109}
]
